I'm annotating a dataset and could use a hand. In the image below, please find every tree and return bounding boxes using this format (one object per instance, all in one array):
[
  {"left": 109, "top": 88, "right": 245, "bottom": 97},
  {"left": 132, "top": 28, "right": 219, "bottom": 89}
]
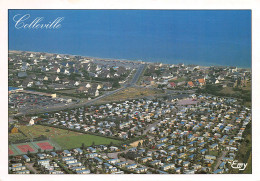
[
  {"left": 137, "top": 142, "right": 142, "bottom": 148},
  {"left": 109, "top": 141, "right": 114, "bottom": 147},
  {"left": 112, "top": 81, "right": 120, "bottom": 88},
  {"left": 180, "top": 167, "right": 184, "bottom": 174}
]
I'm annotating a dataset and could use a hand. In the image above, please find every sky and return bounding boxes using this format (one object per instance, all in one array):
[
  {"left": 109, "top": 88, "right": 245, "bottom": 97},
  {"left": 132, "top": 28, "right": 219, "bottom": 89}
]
[{"left": 8, "top": 10, "right": 251, "bottom": 67}]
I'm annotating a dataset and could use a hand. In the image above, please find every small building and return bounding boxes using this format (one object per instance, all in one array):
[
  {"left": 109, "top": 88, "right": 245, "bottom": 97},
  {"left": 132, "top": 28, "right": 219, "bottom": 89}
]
[
  {"left": 62, "top": 150, "right": 71, "bottom": 157},
  {"left": 94, "top": 157, "right": 103, "bottom": 164},
  {"left": 37, "top": 153, "right": 45, "bottom": 160},
  {"left": 74, "top": 148, "right": 83, "bottom": 155},
  {"left": 108, "top": 158, "right": 120, "bottom": 164},
  {"left": 51, "top": 152, "right": 58, "bottom": 157},
  {"left": 10, "top": 127, "right": 19, "bottom": 134},
  {"left": 161, "top": 163, "right": 175, "bottom": 171},
  {"left": 76, "top": 169, "right": 91, "bottom": 174},
  {"left": 214, "top": 169, "right": 224, "bottom": 174},
  {"left": 22, "top": 155, "right": 30, "bottom": 162}
]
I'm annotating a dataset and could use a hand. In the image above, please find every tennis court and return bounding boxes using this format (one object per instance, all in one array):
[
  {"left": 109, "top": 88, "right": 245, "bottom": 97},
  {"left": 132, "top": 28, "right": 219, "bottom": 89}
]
[
  {"left": 37, "top": 142, "right": 53, "bottom": 150},
  {"left": 9, "top": 139, "right": 61, "bottom": 155},
  {"left": 17, "top": 144, "right": 35, "bottom": 153},
  {"left": 8, "top": 148, "right": 14, "bottom": 155}
]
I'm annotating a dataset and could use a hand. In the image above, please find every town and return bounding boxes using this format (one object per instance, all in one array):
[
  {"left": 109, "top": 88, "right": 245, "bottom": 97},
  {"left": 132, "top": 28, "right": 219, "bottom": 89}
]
[{"left": 8, "top": 50, "right": 252, "bottom": 174}]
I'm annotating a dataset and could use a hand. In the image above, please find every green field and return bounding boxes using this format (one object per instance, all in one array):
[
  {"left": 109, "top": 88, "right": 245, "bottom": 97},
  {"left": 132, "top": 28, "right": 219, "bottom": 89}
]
[
  {"left": 53, "top": 134, "right": 121, "bottom": 149},
  {"left": 9, "top": 132, "right": 28, "bottom": 142},
  {"left": 172, "top": 76, "right": 187, "bottom": 83},
  {"left": 98, "top": 87, "right": 163, "bottom": 103},
  {"left": 10, "top": 124, "right": 121, "bottom": 150},
  {"left": 18, "top": 125, "right": 82, "bottom": 138}
]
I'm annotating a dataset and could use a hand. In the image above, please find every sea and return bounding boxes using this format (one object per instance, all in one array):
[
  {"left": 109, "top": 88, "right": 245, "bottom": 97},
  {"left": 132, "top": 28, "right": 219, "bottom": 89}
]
[{"left": 8, "top": 10, "right": 251, "bottom": 68}]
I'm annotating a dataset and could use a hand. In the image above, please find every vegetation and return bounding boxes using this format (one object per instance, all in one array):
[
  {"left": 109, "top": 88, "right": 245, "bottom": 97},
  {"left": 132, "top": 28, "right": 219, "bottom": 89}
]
[
  {"left": 231, "top": 122, "right": 252, "bottom": 174},
  {"left": 98, "top": 87, "right": 163, "bottom": 103},
  {"left": 53, "top": 134, "right": 121, "bottom": 149},
  {"left": 196, "top": 84, "right": 251, "bottom": 107},
  {"left": 18, "top": 124, "right": 82, "bottom": 139},
  {"left": 54, "top": 159, "right": 73, "bottom": 174}
]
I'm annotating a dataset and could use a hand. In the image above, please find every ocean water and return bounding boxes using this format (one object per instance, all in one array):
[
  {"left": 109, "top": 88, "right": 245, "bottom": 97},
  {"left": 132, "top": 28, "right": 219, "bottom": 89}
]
[{"left": 8, "top": 10, "right": 251, "bottom": 68}]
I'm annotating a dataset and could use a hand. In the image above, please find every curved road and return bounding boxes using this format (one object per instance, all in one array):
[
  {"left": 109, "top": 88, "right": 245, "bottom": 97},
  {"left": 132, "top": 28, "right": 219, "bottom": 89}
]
[{"left": 12, "top": 64, "right": 147, "bottom": 117}]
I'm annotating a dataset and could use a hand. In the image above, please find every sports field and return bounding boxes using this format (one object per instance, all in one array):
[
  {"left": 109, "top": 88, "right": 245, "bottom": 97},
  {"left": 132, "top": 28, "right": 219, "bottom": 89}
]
[
  {"left": 53, "top": 134, "right": 121, "bottom": 149},
  {"left": 17, "top": 144, "right": 34, "bottom": 152},
  {"left": 9, "top": 140, "right": 61, "bottom": 156},
  {"left": 10, "top": 124, "right": 121, "bottom": 151},
  {"left": 37, "top": 142, "right": 53, "bottom": 150},
  {"left": 8, "top": 147, "right": 15, "bottom": 155}
]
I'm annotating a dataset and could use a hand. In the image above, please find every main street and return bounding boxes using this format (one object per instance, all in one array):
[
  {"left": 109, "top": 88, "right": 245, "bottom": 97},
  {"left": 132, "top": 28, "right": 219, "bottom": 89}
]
[{"left": 12, "top": 63, "right": 195, "bottom": 118}]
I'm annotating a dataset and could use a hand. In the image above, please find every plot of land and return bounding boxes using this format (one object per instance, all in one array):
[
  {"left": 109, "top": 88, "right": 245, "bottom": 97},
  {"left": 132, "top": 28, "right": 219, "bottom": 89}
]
[
  {"left": 9, "top": 132, "right": 28, "bottom": 143},
  {"left": 99, "top": 87, "right": 163, "bottom": 103},
  {"left": 170, "top": 76, "right": 187, "bottom": 83},
  {"left": 53, "top": 134, "right": 121, "bottom": 149},
  {"left": 130, "top": 140, "right": 144, "bottom": 147},
  {"left": 12, "top": 124, "right": 120, "bottom": 150},
  {"left": 178, "top": 99, "right": 198, "bottom": 105},
  {"left": 18, "top": 125, "right": 82, "bottom": 139},
  {"left": 17, "top": 144, "right": 34, "bottom": 153}
]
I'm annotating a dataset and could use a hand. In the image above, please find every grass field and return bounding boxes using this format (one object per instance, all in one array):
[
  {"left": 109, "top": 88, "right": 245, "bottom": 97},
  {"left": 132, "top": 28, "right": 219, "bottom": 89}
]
[
  {"left": 11, "top": 124, "right": 121, "bottom": 150},
  {"left": 171, "top": 76, "right": 187, "bottom": 83},
  {"left": 9, "top": 132, "right": 27, "bottom": 142},
  {"left": 53, "top": 134, "right": 121, "bottom": 149},
  {"left": 18, "top": 125, "right": 82, "bottom": 138},
  {"left": 98, "top": 87, "right": 163, "bottom": 103}
]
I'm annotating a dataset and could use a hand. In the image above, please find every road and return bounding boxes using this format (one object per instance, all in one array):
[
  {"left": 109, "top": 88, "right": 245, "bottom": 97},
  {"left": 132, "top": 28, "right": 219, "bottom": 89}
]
[
  {"left": 130, "top": 64, "right": 146, "bottom": 85},
  {"left": 12, "top": 64, "right": 147, "bottom": 117},
  {"left": 214, "top": 151, "right": 227, "bottom": 171},
  {"left": 104, "top": 148, "right": 160, "bottom": 173},
  {"left": 25, "top": 163, "right": 38, "bottom": 174},
  {"left": 12, "top": 63, "right": 194, "bottom": 118},
  {"left": 143, "top": 120, "right": 160, "bottom": 135}
]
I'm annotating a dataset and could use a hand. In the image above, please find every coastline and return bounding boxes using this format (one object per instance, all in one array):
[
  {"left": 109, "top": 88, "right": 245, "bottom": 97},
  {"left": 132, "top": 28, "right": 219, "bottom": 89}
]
[{"left": 9, "top": 49, "right": 251, "bottom": 70}]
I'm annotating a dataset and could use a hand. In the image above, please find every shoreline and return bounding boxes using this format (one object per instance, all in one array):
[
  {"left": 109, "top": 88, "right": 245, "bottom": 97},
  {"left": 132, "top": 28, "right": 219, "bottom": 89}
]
[{"left": 8, "top": 49, "right": 251, "bottom": 70}]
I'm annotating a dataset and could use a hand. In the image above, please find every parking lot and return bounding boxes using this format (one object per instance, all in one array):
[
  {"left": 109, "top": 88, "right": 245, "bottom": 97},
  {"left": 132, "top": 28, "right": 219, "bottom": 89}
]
[{"left": 9, "top": 92, "right": 71, "bottom": 112}]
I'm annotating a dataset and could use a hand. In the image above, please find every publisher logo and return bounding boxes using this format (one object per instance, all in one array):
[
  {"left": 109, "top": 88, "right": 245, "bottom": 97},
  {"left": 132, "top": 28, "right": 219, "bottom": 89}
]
[{"left": 228, "top": 160, "right": 247, "bottom": 171}]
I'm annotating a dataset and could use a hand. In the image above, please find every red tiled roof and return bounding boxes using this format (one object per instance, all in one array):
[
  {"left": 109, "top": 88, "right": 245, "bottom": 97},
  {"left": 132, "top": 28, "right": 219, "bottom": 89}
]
[
  {"left": 198, "top": 78, "right": 205, "bottom": 83},
  {"left": 188, "top": 81, "right": 194, "bottom": 87}
]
